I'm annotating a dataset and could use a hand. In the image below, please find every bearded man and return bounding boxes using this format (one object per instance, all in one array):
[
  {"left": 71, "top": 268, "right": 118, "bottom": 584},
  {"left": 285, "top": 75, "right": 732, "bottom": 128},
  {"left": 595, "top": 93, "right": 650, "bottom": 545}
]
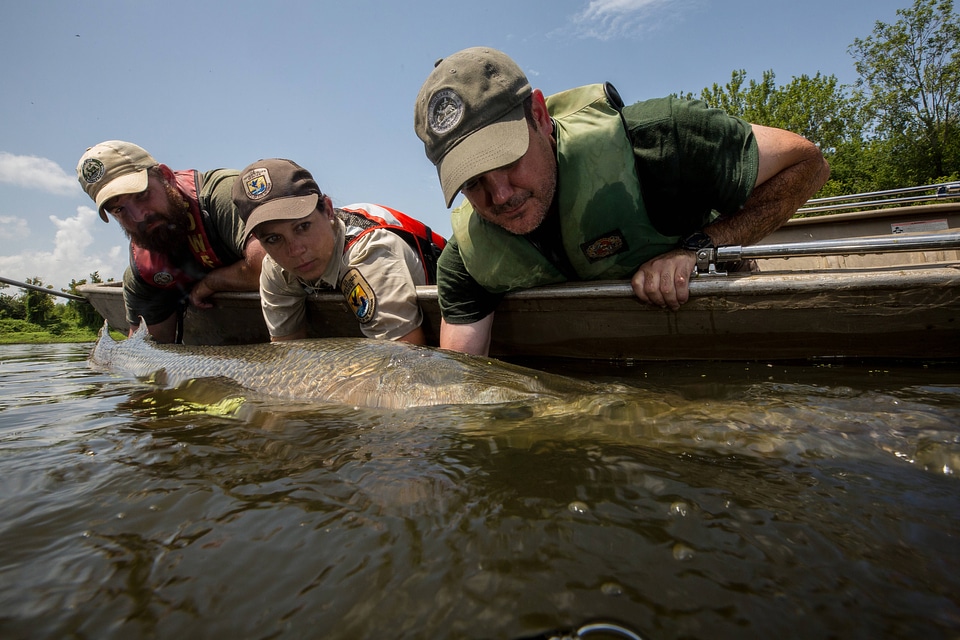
[{"left": 77, "top": 141, "right": 265, "bottom": 343}]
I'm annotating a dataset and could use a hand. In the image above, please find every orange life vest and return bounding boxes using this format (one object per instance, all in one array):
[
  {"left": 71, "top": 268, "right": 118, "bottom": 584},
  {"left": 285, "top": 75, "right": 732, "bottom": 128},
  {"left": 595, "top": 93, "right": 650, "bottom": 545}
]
[
  {"left": 337, "top": 203, "right": 446, "bottom": 284},
  {"left": 130, "top": 170, "right": 231, "bottom": 290}
]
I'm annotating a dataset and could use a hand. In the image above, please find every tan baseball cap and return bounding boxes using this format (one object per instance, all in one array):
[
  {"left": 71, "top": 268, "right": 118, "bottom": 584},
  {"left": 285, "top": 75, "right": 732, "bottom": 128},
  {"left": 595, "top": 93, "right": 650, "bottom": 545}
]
[
  {"left": 414, "top": 47, "right": 532, "bottom": 208},
  {"left": 77, "top": 140, "right": 158, "bottom": 222},
  {"left": 232, "top": 159, "right": 322, "bottom": 235}
]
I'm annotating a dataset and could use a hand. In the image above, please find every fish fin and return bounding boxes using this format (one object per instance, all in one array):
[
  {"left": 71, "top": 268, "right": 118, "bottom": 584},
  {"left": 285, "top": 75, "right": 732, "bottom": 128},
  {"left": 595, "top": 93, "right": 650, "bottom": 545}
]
[
  {"left": 90, "top": 321, "right": 117, "bottom": 365},
  {"left": 133, "top": 317, "right": 152, "bottom": 342}
]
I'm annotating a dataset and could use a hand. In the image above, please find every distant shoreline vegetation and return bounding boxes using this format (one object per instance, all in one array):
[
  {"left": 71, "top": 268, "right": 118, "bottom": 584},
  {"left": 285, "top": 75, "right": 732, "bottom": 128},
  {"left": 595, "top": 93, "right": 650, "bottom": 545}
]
[
  {"left": 0, "top": 272, "right": 120, "bottom": 344},
  {"left": 0, "top": 318, "right": 103, "bottom": 345}
]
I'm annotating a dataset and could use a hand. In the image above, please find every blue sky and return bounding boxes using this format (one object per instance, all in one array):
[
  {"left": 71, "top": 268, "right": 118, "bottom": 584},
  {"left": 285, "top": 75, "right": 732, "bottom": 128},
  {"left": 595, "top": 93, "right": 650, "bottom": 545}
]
[{"left": 1, "top": 0, "right": 909, "bottom": 293}]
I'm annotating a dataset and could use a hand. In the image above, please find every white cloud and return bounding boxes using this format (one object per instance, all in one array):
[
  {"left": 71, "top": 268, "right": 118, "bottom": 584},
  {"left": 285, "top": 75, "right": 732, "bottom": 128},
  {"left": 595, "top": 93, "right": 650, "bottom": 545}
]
[
  {"left": 565, "top": 0, "right": 692, "bottom": 40},
  {"left": 0, "top": 151, "right": 79, "bottom": 196},
  {"left": 0, "top": 205, "right": 126, "bottom": 293},
  {"left": 0, "top": 215, "right": 31, "bottom": 240}
]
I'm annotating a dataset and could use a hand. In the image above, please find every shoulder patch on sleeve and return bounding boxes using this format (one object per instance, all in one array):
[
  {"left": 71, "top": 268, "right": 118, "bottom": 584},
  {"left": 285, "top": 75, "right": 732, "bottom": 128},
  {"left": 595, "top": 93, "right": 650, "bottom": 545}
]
[{"left": 339, "top": 268, "right": 376, "bottom": 324}]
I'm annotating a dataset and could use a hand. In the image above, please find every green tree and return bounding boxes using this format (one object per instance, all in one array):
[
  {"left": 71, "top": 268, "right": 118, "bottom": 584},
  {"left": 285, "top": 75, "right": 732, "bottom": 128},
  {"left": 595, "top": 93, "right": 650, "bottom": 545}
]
[
  {"left": 850, "top": 0, "right": 960, "bottom": 183},
  {"left": 689, "top": 69, "right": 858, "bottom": 153},
  {"left": 64, "top": 272, "right": 105, "bottom": 330},
  {"left": 774, "top": 73, "right": 862, "bottom": 155},
  {"left": 683, "top": 69, "right": 861, "bottom": 196},
  {"left": 23, "top": 277, "right": 56, "bottom": 325},
  {"left": 0, "top": 283, "right": 25, "bottom": 320}
]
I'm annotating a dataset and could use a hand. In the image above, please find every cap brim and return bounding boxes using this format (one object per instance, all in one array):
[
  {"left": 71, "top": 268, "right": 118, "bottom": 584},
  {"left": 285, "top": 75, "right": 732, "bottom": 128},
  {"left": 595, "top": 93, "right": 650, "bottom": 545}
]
[
  {"left": 96, "top": 169, "right": 150, "bottom": 222},
  {"left": 437, "top": 104, "right": 530, "bottom": 208},
  {"left": 244, "top": 193, "right": 319, "bottom": 236}
]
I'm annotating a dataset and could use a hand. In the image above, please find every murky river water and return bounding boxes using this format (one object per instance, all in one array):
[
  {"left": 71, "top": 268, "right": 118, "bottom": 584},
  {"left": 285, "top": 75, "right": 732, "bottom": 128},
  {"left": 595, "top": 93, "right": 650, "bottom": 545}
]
[{"left": 0, "top": 342, "right": 958, "bottom": 639}]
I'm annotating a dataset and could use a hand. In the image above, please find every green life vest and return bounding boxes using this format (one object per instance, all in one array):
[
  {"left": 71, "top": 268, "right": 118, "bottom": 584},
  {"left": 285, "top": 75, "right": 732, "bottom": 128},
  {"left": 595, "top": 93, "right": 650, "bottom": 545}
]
[{"left": 450, "top": 83, "right": 680, "bottom": 293}]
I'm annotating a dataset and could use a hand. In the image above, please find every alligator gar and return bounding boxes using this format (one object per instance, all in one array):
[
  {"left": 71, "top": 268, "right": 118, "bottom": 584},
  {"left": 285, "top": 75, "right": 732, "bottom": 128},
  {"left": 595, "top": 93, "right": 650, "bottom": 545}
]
[{"left": 89, "top": 322, "right": 606, "bottom": 410}]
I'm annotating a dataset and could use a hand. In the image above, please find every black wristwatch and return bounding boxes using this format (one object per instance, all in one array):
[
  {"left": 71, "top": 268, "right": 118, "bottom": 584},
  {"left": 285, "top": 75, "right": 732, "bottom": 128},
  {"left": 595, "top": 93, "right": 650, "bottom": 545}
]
[
  {"left": 680, "top": 231, "right": 716, "bottom": 273},
  {"left": 679, "top": 231, "right": 715, "bottom": 252}
]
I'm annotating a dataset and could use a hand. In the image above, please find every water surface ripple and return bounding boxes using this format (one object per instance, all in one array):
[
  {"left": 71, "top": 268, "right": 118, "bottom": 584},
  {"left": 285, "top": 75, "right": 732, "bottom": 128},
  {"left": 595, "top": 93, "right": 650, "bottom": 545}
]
[{"left": 0, "top": 343, "right": 958, "bottom": 639}]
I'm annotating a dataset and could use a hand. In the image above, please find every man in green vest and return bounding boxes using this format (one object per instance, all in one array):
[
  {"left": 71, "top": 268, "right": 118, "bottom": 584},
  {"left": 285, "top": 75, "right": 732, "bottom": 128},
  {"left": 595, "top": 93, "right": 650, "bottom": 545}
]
[{"left": 414, "top": 47, "right": 830, "bottom": 356}]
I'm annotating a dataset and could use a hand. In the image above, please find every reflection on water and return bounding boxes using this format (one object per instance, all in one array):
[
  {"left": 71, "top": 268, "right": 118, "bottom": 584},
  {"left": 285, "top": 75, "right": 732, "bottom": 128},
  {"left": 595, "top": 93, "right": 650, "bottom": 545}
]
[{"left": 0, "top": 343, "right": 958, "bottom": 639}]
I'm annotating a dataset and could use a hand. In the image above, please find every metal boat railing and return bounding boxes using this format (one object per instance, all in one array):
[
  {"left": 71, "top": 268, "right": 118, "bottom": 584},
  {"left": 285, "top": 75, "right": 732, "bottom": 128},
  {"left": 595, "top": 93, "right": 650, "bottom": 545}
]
[
  {"left": 722, "top": 231, "right": 960, "bottom": 261},
  {"left": 0, "top": 275, "right": 86, "bottom": 301},
  {"left": 797, "top": 182, "right": 960, "bottom": 214},
  {"left": 694, "top": 231, "right": 960, "bottom": 274}
]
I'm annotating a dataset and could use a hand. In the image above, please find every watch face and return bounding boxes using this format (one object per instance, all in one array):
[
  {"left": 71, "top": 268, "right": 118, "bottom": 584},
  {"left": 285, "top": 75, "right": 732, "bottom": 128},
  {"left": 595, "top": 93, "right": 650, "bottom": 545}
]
[{"left": 682, "top": 232, "right": 713, "bottom": 251}]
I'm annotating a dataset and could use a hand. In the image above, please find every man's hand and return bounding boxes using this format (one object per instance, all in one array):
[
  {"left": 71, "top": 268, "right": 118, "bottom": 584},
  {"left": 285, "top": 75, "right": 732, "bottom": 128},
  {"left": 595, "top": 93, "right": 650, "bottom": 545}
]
[
  {"left": 631, "top": 248, "right": 697, "bottom": 311},
  {"left": 186, "top": 238, "right": 266, "bottom": 310},
  {"left": 188, "top": 278, "right": 216, "bottom": 309}
]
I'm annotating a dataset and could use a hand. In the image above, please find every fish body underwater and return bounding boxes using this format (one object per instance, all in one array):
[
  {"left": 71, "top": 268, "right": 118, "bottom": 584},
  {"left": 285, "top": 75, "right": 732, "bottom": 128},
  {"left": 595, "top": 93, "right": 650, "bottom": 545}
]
[{"left": 89, "top": 323, "right": 605, "bottom": 410}]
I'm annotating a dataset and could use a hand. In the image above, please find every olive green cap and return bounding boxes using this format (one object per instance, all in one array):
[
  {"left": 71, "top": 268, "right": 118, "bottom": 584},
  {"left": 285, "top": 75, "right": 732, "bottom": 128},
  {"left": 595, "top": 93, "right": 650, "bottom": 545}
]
[{"left": 414, "top": 47, "right": 532, "bottom": 207}]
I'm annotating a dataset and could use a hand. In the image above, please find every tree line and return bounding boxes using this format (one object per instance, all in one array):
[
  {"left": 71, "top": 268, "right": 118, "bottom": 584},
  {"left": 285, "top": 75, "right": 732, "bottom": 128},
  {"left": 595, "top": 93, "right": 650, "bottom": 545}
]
[
  {"left": 676, "top": 0, "right": 959, "bottom": 199},
  {"left": 0, "top": 273, "right": 111, "bottom": 343}
]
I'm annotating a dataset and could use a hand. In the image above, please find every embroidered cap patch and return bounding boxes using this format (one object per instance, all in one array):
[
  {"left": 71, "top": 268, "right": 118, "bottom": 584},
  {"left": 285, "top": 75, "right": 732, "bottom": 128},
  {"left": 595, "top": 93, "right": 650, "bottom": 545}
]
[
  {"left": 241, "top": 168, "right": 272, "bottom": 201},
  {"left": 80, "top": 158, "right": 105, "bottom": 184},
  {"left": 428, "top": 89, "right": 464, "bottom": 135}
]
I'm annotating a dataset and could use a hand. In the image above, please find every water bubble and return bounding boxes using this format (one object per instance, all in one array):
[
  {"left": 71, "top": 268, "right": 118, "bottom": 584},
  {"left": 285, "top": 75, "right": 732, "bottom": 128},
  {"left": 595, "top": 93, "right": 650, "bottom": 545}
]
[
  {"left": 601, "top": 581, "right": 624, "bottom": 596},
  {"left": 568, "top": 501, "right": 589, "bottom": 515},
  {"left": 672, "top": 543, "right": 695, "bottom": 561},
  {"left": 669, "top": 501, "right": 689, "bottom": 517}
]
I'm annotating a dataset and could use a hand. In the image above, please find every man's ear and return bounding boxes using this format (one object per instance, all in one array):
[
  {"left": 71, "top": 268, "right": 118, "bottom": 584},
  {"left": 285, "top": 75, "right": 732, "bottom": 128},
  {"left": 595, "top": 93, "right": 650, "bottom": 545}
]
[{"left": 530, "top": 89, "right": 552, "bottom": 131}]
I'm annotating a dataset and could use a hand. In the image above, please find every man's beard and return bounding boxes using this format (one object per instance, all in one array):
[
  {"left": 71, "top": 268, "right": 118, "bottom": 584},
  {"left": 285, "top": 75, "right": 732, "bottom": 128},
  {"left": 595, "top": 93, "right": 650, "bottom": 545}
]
[{"left": 126, "top": 181, "right": 193, "bottom": 255}]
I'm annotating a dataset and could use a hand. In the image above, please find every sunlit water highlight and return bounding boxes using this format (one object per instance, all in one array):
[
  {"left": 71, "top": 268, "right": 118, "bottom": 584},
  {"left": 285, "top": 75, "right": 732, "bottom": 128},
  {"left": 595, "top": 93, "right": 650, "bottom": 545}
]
[{"left": 0, "top": 343, "right": 958, "bottom": 639}]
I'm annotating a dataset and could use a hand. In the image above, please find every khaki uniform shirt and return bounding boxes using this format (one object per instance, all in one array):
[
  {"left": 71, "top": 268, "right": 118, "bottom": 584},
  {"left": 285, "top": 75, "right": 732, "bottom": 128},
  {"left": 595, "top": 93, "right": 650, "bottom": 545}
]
[{"left": 260, "top": 213, "right": 425, "bottom": 340}]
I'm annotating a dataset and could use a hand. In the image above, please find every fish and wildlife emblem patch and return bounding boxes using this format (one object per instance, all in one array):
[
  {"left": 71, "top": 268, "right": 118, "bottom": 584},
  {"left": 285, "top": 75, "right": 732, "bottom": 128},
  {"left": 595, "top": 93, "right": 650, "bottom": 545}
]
[
  {"left": 340, "top": 268, "right": 376, "bottom": 324},
  {"left": 240, "top": 167, "right": 272, "bottom": 201}
]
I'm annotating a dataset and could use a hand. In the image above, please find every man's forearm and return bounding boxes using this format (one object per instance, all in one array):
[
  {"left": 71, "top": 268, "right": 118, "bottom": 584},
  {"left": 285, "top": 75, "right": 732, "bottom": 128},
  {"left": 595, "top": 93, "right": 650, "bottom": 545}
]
[
  {"left": 706, "top": 152, "right": 830, "bottom": 247},
  {"left": 196, "top": 238, "right": 266, "bottom": 295},
  {"left": 705, "top": 158, "right": 829, "bottom": 246},
  {"left": 706, "top": 125, "right": 831, "bottom": 247},
  {"left": 199, "top": 260, "right": 260, "bottom": 293}
]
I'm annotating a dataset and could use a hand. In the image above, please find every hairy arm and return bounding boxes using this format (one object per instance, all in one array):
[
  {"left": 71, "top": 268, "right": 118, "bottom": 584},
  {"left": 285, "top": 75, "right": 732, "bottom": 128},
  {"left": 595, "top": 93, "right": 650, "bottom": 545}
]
[
  {"left": 189, "top": 237, "right": 267, "bottom": 308},
  {"left": 704, "top": 125, "right": 831, "bottom": 247},
  {"left": 632, "top": 125, "right": 829, "bottom": 310}
]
